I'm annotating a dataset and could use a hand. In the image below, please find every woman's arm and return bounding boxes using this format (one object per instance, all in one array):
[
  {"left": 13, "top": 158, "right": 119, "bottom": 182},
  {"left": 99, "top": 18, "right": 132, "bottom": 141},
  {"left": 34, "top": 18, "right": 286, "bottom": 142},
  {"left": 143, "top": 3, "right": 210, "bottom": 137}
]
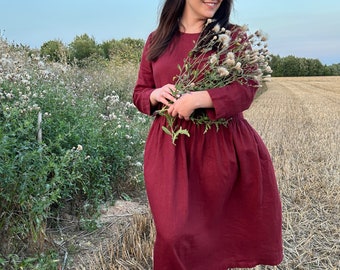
[
  {"left": 133, "top": 34, "right": 157, "bottom": 115},
  {"left": 168, "top": 80, "right": 258, "bottom": 120},
  {"left": 206, "top": 80, "right": 258, "bottom": 120}
]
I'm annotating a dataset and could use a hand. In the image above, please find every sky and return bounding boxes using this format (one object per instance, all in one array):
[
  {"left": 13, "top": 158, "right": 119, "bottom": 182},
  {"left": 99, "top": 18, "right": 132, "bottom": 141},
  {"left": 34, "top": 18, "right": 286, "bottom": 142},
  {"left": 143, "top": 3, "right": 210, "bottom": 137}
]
[{"left": 1, "top": 0, "right": 340, "bottom": 65}]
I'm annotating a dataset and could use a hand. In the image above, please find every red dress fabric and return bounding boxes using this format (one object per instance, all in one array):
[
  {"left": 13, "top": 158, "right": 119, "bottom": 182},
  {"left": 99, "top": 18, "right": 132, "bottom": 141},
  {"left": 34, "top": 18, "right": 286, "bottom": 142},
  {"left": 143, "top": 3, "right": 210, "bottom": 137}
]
[{"left": 133, "top": 32, "right": 283, "bottom": 270}]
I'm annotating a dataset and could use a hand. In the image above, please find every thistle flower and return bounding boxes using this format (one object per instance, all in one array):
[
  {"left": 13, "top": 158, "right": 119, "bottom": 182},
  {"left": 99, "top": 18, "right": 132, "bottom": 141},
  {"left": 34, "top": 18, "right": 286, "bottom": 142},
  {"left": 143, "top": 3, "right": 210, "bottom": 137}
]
[
  {"left": 265, "top": 66, "right": 273, "bottom": 73},
  {"left": 226, "top": 52, "right": 235, "bottom": 60},
  {"left": 241, "top": 25, "right": 249, "bottom": 32},
  {"left": 234, "top": 62, "right": 242, "bottom": 72},
  {"left": 225, "top": 58, "right": 236, "bottom": 66},
  {"left": 218, "top": 34, "right": 231, "bottom": 47},
  {"left": 206, "top": 18, "right": 214, "bottom": 25},
  {"left": 213, "top": 24, "right": 221, "bottom": 33},
  {"left": 209, "top": 54, "right": 219, "bottom": 65},
  {"left": 217, "top": 67, "right": 230, "bottom": 77}
]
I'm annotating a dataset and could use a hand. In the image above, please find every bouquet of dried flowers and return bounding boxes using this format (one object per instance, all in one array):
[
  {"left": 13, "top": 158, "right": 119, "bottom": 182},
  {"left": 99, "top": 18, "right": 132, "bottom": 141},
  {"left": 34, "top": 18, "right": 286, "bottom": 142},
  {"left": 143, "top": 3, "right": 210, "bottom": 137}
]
[{"left": 157, "top": 19, "right": 272, "bottom": 144}]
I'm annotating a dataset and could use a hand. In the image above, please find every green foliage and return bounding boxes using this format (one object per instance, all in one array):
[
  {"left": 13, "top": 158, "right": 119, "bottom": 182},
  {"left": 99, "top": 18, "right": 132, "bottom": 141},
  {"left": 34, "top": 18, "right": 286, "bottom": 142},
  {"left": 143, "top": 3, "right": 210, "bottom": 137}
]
[
  {"left": 100, "top": 38, "right": 144, "bottom": 63},
  {"left": 40, "top": 35, "right": 144, "bottom": 66},
  {"left": 0, "top": 251, "right": 59, "bottom": 270},
  {"left": 270, "top": 54, "right": 339, "bottom": 77},
  {"left": 327, "top": 63, "right": 340, "bottom": 75},
  {"left": 69, "top": 34, "right": 99, "bottom": 63},
  {"left": 40, "top": 40, "right": 67, "bottom": 62},
  {"left": 0, "top": 37, "right": 151, "bottom": 267}
]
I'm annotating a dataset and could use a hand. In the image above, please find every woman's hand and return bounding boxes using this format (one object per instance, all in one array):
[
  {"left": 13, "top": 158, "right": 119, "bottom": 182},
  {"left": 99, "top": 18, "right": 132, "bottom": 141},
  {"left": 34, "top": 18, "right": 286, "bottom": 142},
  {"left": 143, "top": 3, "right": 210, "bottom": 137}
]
[
  {"left": 150, "top": 84, "right": 177, "bottom": 106},
  {"left": 168, "top": 91, "right": 214, "bottom": 120},
  {"left": 167, "top": 93, "right": 196, "bottom": 120}
]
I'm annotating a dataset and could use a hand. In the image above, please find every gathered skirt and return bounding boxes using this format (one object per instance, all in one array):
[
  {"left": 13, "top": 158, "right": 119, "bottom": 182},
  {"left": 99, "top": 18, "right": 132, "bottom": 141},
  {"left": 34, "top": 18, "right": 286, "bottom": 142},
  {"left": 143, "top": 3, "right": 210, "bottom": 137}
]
[{"left": 143, "top": 113, "right": 283, "bottom": 270}]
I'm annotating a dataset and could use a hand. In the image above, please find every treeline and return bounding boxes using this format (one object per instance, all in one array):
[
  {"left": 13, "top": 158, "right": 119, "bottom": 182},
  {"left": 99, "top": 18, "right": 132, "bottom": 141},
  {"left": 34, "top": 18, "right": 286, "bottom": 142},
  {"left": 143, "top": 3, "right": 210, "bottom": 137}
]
[
  {"left": 39, "top": 35, "right": 340, "bottom": 76},
  {"left": 40, "top": 34, "right": 144, "bottom": 65},
  {"left": 270, "top": 55, "right": 340, "bottom": 77}
]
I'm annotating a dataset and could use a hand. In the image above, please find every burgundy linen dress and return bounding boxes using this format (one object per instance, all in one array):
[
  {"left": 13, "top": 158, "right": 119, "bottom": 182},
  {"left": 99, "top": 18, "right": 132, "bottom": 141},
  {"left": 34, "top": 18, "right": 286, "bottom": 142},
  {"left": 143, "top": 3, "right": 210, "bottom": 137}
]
[{"left": 133, "top": 32, "right": 283, "bottom": 270}]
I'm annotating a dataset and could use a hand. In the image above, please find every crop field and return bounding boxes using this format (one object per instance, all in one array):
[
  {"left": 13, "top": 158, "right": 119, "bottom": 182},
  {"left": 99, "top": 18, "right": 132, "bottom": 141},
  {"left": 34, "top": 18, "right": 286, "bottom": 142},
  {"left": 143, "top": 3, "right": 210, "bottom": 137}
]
[
  {"left": 79, "top": 76, "right": 340, "bottom": 270},
  {"left": 244, "top": 77, "right": 340, "bottom": 269}
]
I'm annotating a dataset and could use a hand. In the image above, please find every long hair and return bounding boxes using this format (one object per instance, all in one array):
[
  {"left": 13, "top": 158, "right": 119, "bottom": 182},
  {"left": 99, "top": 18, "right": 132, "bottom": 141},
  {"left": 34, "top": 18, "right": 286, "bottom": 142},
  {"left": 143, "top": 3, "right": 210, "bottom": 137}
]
[{"left": 148, "top": 0, "right": 234, "bottom": 61}]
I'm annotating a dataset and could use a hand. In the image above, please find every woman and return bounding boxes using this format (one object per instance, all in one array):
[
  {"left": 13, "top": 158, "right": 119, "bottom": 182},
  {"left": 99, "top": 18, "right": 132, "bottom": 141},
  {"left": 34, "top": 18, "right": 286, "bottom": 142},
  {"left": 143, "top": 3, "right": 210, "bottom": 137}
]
[{"left": 133, "top": 0, "right": 283, "bottom": 269}]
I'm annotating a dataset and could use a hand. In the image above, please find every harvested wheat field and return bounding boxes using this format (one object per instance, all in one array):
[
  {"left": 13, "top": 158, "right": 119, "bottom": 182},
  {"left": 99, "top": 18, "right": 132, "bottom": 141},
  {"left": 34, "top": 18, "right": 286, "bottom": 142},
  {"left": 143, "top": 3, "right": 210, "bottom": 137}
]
[{"left": 73, "top": 77, "right": 340, "bottom": 270}]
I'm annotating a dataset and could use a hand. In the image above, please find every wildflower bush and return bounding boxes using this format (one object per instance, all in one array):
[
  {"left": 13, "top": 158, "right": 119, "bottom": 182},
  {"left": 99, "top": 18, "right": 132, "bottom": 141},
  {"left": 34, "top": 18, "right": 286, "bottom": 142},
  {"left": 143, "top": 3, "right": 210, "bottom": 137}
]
[{"left": 0, "top": 36, "right": 150, "bottom": 264}]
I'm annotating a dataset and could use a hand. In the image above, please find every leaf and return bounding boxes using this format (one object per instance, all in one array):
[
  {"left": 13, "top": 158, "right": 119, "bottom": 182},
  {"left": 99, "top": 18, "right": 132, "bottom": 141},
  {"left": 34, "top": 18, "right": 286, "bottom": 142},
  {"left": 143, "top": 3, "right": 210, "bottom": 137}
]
[
  {"left": 177, "top": 127, "right": 190, "bottom": 137},
  {"left": 162, "top": 126, "right": 172, "bottom": 136}
]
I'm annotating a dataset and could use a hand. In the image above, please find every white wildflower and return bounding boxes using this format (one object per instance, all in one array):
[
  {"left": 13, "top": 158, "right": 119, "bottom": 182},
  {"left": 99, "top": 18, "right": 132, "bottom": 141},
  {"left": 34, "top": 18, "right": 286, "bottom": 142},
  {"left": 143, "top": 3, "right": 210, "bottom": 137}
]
[
  {"left": 32, "top": 104, "right": 40, "bottom": 111},
  {"left": 6, "top": 93, "right": 14, "bottom": 99},
  {"left": 226, "top": 52, "right": 235, "bottom": 60},
  {"left": 235, "top": 62, "right": 242, "bottom": 72},
  {"left": 225, "top": 58, "right": 235, "bottom": 66},
  {"left": 209, "top": 54, "right": 218, "bottom": 65},
  {"left": 218, "top": 34, "right": 231, "bottom": 47},
  {"left": 213, "top": 24, "right": 221, "bottom": 33},
  {"left": 241, "top": 25, "right": 249, "bottom": 32},
  {"left": 206, "top": 18, "right": 214, "bottom": 25},
  {"left": 217, "top": 67, "right": 229, "bottom": 77},
  {"left": 265, "top": 66, "right": 273, "bottom": 73},
  {"left": 38, "top": 61, "right": 45, "bottom": 68}
]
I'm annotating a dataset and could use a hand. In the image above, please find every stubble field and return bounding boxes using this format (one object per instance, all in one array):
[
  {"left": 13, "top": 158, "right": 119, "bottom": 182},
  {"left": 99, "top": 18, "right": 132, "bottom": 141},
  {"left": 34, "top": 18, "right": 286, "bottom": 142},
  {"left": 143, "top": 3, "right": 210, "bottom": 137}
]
[
  {"left": 75, "top": 76, "right": 340, "bottom": 270},
  {"left": 244, "top": 76, "right": 340, "bottom": 269}
]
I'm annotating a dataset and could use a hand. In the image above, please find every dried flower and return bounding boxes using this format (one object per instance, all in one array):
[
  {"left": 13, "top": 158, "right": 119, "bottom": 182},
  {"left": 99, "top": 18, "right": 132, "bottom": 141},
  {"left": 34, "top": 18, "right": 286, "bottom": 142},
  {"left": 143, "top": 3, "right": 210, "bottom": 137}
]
[
  {"left": 234, "top": 62, "right": 242, "bottom": 72},
  {"left": 213, "top": 24, "right": 221, "bottom": 33},
  {"left": 157, "top": 24, "right": 273, "bottom": 144},
  {"left": 217, "top": 67, "right": 230, "bottom": 77},
  {"left": 218, "top": 34, "right": 231, "bottom": 47},
  {"left": 209, "top": 54, "right": 219, "bottom": 65}
]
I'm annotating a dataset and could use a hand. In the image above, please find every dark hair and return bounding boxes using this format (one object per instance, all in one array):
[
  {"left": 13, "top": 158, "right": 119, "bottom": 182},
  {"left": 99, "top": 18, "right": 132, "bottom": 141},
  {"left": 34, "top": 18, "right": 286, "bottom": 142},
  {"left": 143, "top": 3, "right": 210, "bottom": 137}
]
[{"left": 148, "top": 0, "right": 234, "bottom": 61}]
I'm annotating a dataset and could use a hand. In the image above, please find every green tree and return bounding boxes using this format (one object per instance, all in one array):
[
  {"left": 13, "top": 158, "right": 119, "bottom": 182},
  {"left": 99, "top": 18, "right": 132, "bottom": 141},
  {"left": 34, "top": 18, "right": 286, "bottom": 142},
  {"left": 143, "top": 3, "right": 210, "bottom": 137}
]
[
  {"left": 40, "top": 40, "right": 67, "bottom": 62},
  {"left": 99, "top": 38, "right": 144, "bottom": 63},
  {"left": 328, "top": 63, "right": 340, "bottom": 75},
  {"left": 69, "top": 34, "right": 98, "bottom": 62},
  {"left": 269, "top": 55, "right": 335, "bottom": 77},
  {"left": 306, "top": 59, "right": 323, "bottom": 76},
  {"left": 270, "top": 55, "right": 283, "bottom": 77},
  {"left": 281, "top": 55, "right": 300, "bottom": 77}
]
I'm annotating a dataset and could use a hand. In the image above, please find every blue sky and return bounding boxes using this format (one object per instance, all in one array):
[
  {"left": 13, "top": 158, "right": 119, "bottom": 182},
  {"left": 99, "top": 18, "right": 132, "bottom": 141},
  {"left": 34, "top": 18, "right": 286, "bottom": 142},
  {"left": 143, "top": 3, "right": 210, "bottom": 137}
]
[{"left": 1, "top": 0, "right": 339, "bottom": 65}]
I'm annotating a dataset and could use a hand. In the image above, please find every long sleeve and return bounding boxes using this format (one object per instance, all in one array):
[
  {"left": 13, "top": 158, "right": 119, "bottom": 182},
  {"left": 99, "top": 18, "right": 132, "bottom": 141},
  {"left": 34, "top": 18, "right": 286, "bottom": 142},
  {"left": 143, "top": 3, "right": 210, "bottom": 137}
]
[
  {"left": 133, "top": 34, "right": 156, "bottom": 116},
  {"left": 206, "top": 80, "right": 258, "bottom": 120}
]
